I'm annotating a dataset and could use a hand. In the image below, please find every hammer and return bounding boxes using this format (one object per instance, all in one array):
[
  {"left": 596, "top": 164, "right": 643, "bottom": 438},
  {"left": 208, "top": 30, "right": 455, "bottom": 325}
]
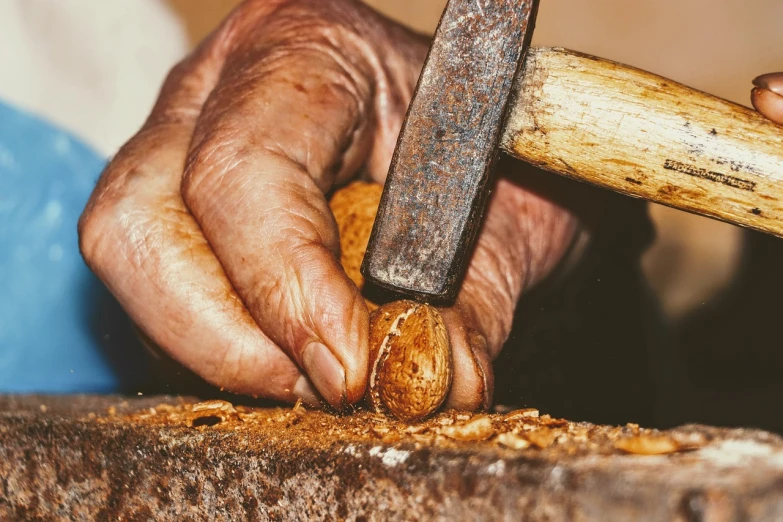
[{"left": 361, "top": 0, "right": 783, "bottom": 303}]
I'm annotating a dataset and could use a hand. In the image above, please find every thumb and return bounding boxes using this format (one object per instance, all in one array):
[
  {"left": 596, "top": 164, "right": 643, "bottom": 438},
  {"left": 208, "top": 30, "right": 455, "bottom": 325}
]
[{"left": 752, "top": 72, "right": 783, "bottom": 125}]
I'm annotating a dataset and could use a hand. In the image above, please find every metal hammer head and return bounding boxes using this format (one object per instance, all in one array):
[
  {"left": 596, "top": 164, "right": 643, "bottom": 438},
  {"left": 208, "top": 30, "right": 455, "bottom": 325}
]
[{"left": 360, "top": 0, "right": 540, "bottom": 304}]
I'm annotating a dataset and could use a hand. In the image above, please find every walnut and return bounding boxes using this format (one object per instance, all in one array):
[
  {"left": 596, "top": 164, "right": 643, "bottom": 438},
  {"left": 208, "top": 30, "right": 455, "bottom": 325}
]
[
  {"left": 328, "top": 181, "right": 383, "bottom": 310},
  {"left": 367, "top": 300, "right": 453, "bottom": 422},
  {"left": 329, "top": 182, "right": 454, "bottom": 421}
]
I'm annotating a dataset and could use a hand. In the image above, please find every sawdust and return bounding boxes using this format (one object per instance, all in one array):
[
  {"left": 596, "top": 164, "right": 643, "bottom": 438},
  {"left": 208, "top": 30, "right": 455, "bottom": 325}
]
[{"left": 98, "top": 400, "right": 708, "bottom": 459}]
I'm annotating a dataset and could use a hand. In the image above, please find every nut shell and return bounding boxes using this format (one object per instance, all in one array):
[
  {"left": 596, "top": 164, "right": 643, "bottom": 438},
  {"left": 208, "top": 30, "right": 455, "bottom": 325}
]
[
  {"left": 368, "top": 300, "right": 452, "bottom": 422},
  {"left": 330, "top": 183, "right": 454, "bottom": 420},
  {"left": 329, "top": 182, "right": 383, "bottom": 309}
]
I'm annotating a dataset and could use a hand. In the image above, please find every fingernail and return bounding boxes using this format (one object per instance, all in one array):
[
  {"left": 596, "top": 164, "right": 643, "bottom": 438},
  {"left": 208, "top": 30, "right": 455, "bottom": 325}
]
[
  {"left": 302, "top": 342, "right": 346, "bottom": 408},
  {"left": 293, "top": 375, "right": 322, "bottom": 408},
  {"left": 752, "top": 72, "right": 783, "bottom": 96}
]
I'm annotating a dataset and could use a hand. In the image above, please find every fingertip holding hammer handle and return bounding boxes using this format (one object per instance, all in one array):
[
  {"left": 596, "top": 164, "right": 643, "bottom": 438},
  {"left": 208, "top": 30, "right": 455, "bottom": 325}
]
[{"left": 503, "top": 47, "right": 783, "bottom": 238}]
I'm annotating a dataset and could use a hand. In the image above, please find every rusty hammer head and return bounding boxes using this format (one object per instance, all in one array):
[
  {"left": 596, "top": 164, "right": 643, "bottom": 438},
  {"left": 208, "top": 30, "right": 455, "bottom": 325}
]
[{"left": 360, "top": 0, "right": 541, "bottom": 304}]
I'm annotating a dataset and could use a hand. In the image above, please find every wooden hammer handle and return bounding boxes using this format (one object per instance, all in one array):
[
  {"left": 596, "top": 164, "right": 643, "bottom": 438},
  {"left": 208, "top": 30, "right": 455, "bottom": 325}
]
[{"left": 502, "top": 47, "right": 783, "bottom": 236}]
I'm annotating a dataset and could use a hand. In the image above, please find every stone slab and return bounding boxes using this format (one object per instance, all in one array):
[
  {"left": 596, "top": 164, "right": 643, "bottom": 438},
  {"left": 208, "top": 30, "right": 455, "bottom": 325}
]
[{"left": 1, "top": 395, "right": 782, "bottom": 521}]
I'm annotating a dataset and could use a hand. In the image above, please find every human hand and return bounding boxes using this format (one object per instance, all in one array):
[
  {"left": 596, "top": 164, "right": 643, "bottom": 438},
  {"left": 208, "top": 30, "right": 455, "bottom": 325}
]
[
  {"left": 78, "top": 0, "right": 584, "bottom": 410},
  {"left": 752, "top": 72, "right": 783, "bottom": 125}
]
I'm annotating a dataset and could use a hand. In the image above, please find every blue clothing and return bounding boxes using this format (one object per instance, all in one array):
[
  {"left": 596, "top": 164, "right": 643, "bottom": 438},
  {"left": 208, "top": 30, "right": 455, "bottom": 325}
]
[{"left": 0, "top": 98, "right": 148, "bottom": 392}]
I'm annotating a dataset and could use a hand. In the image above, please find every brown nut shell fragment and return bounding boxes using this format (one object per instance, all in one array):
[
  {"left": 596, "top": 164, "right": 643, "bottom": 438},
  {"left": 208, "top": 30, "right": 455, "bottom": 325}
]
[
  {"left": 526, "top": 427, "right": 558, "bottom": 449},
  {"left": 614, "top": 434, "right": 680, "bottom": 455},
  {"left": 367, "top": 300, "right": 453, "bottom": 422},
  {"left": 439, "top": 415, "right": 494, "bottom": 441},
  {"left": 496, "top": 431, "right": 531, "bottom": 450},
  {"left": 329, "top": 182, "right": 383, "bottom": 309}
]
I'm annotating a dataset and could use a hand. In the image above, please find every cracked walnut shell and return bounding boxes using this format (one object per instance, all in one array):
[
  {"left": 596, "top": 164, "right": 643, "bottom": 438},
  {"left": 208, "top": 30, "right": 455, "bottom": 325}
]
[{"left": 367, "top": 300, "right": 453, "bottom": 422}]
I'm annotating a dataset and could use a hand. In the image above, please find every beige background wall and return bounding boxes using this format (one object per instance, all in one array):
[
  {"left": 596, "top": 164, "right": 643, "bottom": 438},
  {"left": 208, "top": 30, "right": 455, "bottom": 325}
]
[
  {"left": 165, "top": 0, "right": 783, "bottom": 318},
  {"left": 167, "top": 0, "right": 782, "bottom": 107}
]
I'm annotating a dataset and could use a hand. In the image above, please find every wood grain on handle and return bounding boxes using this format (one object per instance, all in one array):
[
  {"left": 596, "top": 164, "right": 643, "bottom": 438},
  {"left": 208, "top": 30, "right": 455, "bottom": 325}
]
[{"left": 502, "top": 47, "right": 783, "bottom": 237}]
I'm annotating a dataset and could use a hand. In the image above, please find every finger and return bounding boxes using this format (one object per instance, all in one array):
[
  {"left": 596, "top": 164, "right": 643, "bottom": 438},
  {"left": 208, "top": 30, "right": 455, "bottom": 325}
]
[
  {"left": 440, "top": 175, "right": 582, "bottom": 410},
  {"left": 438, "top": 307, "right": 494, "bottom": 411},
  {"left": 180, "top": 5, "right": 418, "bottom": 407},
  {"left": 79, "top": 33, "right": 319, "bottom": 405},
  {"left": 752, "top": 73, "right": 783, "bottom": 126}
]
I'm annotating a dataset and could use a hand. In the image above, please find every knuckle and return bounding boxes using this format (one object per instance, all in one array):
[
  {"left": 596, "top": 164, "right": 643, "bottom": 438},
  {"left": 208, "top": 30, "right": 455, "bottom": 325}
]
[
  {"left": 181, "top": 129, "right": 249, "bottom": 209},
  {"left": 246, "top": 262, "right": 292, "bottom": 324},
  {"left": 78, "top": 170, "right": 164, "bottom": 280},
  {"left": 241, "top": 242, "right": 330, "bottom": 349},
  {"left": 181, "top": 139, "right": 226, "bottom": 210},
  {"left": 147, "top": 64, "right": 205, "bottom": 127},
  {"left": 77, "top": 205, "right": 108, "bottom": 269},
  {"left": 77, "top": 200, "right": 135, "bottom": 276},
  {"left": 78, "top": 182, "right": 125, "bottom": 272}
]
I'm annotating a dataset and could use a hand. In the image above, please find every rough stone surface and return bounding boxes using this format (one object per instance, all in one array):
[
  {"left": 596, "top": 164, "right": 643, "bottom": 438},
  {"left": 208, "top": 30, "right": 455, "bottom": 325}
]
[{"left": 1, "top": 395, "right": 782, "bottom": 521}]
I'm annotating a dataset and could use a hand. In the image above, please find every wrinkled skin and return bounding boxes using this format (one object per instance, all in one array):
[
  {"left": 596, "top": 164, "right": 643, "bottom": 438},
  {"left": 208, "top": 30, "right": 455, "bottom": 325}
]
[{"left": 78, "top": 0, "right": 783, "bottom": 410}]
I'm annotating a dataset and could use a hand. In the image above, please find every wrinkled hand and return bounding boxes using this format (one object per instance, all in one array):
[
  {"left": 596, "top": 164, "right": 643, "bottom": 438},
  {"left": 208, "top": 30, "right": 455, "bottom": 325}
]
[{"left": 78, "top": 0, "right": 783, "bottom": 411}]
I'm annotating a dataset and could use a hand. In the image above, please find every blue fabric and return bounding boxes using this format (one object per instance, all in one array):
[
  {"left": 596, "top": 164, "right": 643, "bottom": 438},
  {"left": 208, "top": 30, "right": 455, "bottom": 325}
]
[{"left": 0, "top": 98, "right": 148, "bottom": 392}]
